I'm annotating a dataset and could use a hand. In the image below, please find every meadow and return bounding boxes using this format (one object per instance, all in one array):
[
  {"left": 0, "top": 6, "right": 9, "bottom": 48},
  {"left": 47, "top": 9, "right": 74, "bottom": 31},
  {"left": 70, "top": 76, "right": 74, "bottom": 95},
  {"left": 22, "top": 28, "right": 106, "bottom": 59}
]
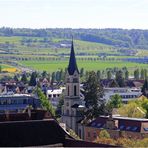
[
  {"left": 0, "top": 36, "right": 147, "bottom": 74},
  {"left": 20, "top": 60, "right": 148, "bottom": 73}
]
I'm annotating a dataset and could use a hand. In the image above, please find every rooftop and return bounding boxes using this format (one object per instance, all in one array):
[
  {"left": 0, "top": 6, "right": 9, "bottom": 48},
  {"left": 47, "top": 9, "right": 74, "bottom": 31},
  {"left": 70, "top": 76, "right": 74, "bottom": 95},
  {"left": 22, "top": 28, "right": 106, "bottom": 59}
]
[{"left": 67, "top": 39, "right": 79, "bottom": 75}]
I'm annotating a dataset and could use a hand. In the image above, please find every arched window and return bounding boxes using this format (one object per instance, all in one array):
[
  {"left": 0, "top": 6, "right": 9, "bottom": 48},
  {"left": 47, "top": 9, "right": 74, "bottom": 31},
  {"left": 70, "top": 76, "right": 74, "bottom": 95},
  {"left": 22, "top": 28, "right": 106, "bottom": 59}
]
[{"left": 74, "top": 85, "right": 77, "bottom": 96}]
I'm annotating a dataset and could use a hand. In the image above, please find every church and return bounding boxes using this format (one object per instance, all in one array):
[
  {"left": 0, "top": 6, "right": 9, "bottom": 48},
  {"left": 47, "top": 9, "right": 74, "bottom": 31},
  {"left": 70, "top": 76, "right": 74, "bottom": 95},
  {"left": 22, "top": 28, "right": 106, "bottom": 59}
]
[{"left": 62, "top": 39, "right": 85, "bottom": 135}]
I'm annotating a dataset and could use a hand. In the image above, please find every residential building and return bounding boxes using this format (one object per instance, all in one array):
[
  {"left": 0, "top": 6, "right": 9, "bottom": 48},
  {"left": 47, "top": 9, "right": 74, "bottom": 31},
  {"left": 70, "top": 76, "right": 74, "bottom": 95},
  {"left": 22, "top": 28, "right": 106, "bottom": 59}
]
[
  {"left": 46, "top": 88, "right": 63, "bottom": 108},
  {"left": 84, "top": 115, "right": 148, "bottom": 142},
  {"left": 103, "top": 87, "right": 142, "bottom": 103},
  {"left": 0, "top": 109, "right": 115, "bottom": 147},
  {"left": 0, "top": 94, "right": 40, "bottom": 113}
]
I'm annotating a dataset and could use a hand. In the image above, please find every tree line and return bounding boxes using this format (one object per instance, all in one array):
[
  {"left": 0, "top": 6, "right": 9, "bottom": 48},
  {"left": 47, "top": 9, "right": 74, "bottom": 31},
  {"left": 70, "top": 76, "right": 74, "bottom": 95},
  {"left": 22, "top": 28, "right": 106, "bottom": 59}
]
[{"left": 1, "top": 27, "right": 148, "bottom": 49}]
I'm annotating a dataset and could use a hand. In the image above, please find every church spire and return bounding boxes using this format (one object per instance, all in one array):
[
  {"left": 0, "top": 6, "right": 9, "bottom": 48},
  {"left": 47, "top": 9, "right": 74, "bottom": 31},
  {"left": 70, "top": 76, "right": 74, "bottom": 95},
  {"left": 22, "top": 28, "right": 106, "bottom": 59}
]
[{"left": 68, "top": 38, "right": 79, "bottom": 75}]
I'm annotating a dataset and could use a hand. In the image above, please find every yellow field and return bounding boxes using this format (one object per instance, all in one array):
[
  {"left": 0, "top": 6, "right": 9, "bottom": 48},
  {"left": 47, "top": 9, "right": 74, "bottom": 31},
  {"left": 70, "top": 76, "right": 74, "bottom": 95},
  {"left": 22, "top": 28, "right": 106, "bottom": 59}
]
[{"left": 2, "top": 67, "right": 20, "bottom": 73}]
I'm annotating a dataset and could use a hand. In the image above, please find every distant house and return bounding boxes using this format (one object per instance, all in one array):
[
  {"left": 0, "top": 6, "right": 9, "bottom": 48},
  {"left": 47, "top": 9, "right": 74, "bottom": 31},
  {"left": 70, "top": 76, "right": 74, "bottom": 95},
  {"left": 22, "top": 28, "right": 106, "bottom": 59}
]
[
  {"left": 0, "top": 94, "right": 41, "bottom": 113},
  {"left": 103, "top": 87, "right": 142, "bottom": 103},
  {"left": 83, "top": 115, "right": 148, "bottom": 142},
  {"left": 46, "top": 88, "right": 63, "bottom": 108}
]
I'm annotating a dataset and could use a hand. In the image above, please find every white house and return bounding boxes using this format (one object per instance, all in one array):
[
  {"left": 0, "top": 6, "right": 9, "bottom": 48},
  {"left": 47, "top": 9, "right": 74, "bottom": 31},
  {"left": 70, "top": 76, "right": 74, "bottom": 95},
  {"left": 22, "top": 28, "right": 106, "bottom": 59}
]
[{"left": 103, "top": 87, "right": 142, "bottom": 103}]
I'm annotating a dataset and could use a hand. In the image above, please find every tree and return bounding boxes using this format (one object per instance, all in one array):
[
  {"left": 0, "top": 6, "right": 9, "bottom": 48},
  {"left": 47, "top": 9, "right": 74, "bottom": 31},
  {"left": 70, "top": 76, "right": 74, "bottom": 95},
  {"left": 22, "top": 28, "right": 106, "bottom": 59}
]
[
  {"left": 84, "top": 71, "right": 104, "bottom": 118},
  {"left": 115, "top": 70, "right": 125, "bottom": 87},
  {"left": 99, "top": 130, "right": 110, "bottom": 138},
  {"left": 141, "top": 69, "right": 145, "bottom": 79},
  {"left": 97, "top": 70, "right": 101, "bottom": 80},
  {"left": 108, "top": 94, "right": 122, "bottom": 109},
  {"left": 118, "top": 101, "right": 146, "bottom": 118},
  {"left": 107, "top": 71, "right": 112, "bottom": 80},
  {"left": 55, "top": 71, "right": 60, "bottom": 82},
  {"left": 14, "top": 75, "right": 19, "bottom": 82},
  {"left": 134, "top": 69, "right": 139, "bottom": 80},
  {"left": 21, "top": 73, "right": 28, "bottom": 84},
  {"left": 29, "top": 72, "right": 37, "bottom": 86},
  {"left": 36, "top": 87, "right": 55, "bottom": 116},
  {"left": 125, "top": 70, "right": 129, "bottom": 80},
  {"left": 56, "top": 96, "right": 64, "bottom": 116},
  {"left": 141, "top": 79, "right": 148, "bottom": 98},
  {"left": 0, "top": 65, "right": 2, "bottom": 72},
  {"left": 80, "top": 68, "right": 84, "bottom": 78},
  {"left": 51, "top": 72, "right": 55, "bottom": 84},
  {"left": 42, "top": 70, "right": 47, "bottom": 78},
  {"left": 144, "top": 69, "right": 147, "bottom": 79}
]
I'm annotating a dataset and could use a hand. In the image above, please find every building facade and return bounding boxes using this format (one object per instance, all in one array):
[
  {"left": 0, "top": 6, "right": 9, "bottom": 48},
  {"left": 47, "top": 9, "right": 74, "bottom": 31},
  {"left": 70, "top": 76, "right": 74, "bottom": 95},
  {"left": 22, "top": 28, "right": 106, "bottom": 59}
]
[
  {"left": 103, "top": 87, "right": 142, "bottom": 103},
  {"left": 0, "top": 94, "right": 40, "bottom": 113},
  {"left": 84, "top": 116, "right": 148, "bottom": 142}
]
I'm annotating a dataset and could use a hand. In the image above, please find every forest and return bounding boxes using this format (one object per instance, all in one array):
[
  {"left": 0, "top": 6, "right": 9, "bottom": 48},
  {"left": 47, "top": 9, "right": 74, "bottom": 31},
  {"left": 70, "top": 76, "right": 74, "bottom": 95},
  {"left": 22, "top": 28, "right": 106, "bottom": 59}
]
[{"left": 0, "top": 27, "right": 148, "bottom": 49}]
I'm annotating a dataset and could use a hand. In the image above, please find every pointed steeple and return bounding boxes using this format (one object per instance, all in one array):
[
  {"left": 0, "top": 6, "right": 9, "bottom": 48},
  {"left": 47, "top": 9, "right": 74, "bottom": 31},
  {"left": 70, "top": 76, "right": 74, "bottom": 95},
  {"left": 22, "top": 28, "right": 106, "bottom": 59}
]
[{"left": 68, "top": 38, "right": 79, "bottom": 75}]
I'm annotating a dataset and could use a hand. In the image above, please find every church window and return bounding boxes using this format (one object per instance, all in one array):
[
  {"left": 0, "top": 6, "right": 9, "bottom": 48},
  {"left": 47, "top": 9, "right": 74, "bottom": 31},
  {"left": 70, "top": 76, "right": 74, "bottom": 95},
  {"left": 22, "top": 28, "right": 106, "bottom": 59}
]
[
  {"left": 66, "top": 109, "right": 69, "bottom": 115},
  {"left": 74, "top": 85, "right": 77, "bottom": 96},
  {"left": 68, "top": 86, "right": 69, "bottom": 96}
]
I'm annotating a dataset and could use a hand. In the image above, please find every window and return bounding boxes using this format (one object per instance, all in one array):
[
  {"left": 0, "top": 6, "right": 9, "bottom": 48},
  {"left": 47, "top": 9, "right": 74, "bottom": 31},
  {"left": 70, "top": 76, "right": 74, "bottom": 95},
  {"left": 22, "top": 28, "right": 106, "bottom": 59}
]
[
  {"left": 126, "top": 126, "right": 131, "bottom": 130},
  {"left": 132, "top": 126, "right": 138, "bottom": 131},
  {"left": 74, "top": 85, "right": 77, "bottom": 96},
  {"left": 68, "top": 86, "right": 69, "bottom": 96},
  {"left": 88, "top": 132, "right": 90, "bottom": 137},
  {"left": 120, "top": 125, "right": 125, "bottom": 130},
  {"left": 23, "top": 99, "right": 27, "bottom": 104},
  {"left": 67, "top": 78, "right": 70, "bottom": 82},
  {"left": 66, "top": 102, "right": 69, "bottom": 106},
  {"left": 53, "top": 94, "right": 56, "bottom": 97},
  {"left": 97, "top": 123, "right": 102, "bottom": 128},
  {"left": 144, "top": 128, "right": 148, "bottom": 131},
  {"left": 66, "top": 109, "right": 69, "bottom": 115},
  {"left": 79, "top": 129, "right": 82, "bottom": 138},
  {"left": 93, "top": 132, "right": 97, "bottom": 138},
  {"left": 91, "top": 122, "right": 96, "bottom": 127},
  {"left": 48, "top": 95, "right": 51, "bottom": 98}
]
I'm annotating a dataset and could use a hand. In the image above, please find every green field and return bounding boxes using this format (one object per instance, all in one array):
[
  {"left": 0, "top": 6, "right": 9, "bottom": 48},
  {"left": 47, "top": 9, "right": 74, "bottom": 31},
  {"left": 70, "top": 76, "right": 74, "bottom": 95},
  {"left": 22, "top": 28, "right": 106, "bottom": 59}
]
[
  {"left": 0, "top": 36, "right": 147, "bottom": 75},
  {"left": 20, "top": 60, "right": 148, "bottom": 73}
]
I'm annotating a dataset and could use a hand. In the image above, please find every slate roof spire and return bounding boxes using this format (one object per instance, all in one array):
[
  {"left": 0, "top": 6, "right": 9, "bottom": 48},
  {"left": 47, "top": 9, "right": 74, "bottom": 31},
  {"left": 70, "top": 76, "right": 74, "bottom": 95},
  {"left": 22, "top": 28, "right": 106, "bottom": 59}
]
[{"left": 68, "top": 38, "right": 79, "bottom": 75}]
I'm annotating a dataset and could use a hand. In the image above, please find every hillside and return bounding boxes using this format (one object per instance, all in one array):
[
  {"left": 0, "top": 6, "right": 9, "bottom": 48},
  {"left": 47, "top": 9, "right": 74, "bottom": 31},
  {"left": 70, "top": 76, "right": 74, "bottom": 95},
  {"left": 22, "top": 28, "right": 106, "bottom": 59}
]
[{"left": 1, "top": 27, "right": 148, "bottom": 49}]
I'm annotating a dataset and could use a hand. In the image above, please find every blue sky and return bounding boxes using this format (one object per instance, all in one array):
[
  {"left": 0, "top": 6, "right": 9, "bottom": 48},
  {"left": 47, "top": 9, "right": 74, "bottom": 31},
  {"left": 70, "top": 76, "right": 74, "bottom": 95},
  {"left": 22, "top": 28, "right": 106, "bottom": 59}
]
[{"left": 0, "top": 0, "right": 148, "bottom": 29}]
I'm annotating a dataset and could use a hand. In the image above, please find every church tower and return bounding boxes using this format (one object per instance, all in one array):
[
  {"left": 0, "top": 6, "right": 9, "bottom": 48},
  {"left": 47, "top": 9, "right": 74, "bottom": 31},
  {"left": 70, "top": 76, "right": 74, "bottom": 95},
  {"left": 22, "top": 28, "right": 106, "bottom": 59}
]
[{"left": 62, "top": 39, "right": 84, "bottom": 134}]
